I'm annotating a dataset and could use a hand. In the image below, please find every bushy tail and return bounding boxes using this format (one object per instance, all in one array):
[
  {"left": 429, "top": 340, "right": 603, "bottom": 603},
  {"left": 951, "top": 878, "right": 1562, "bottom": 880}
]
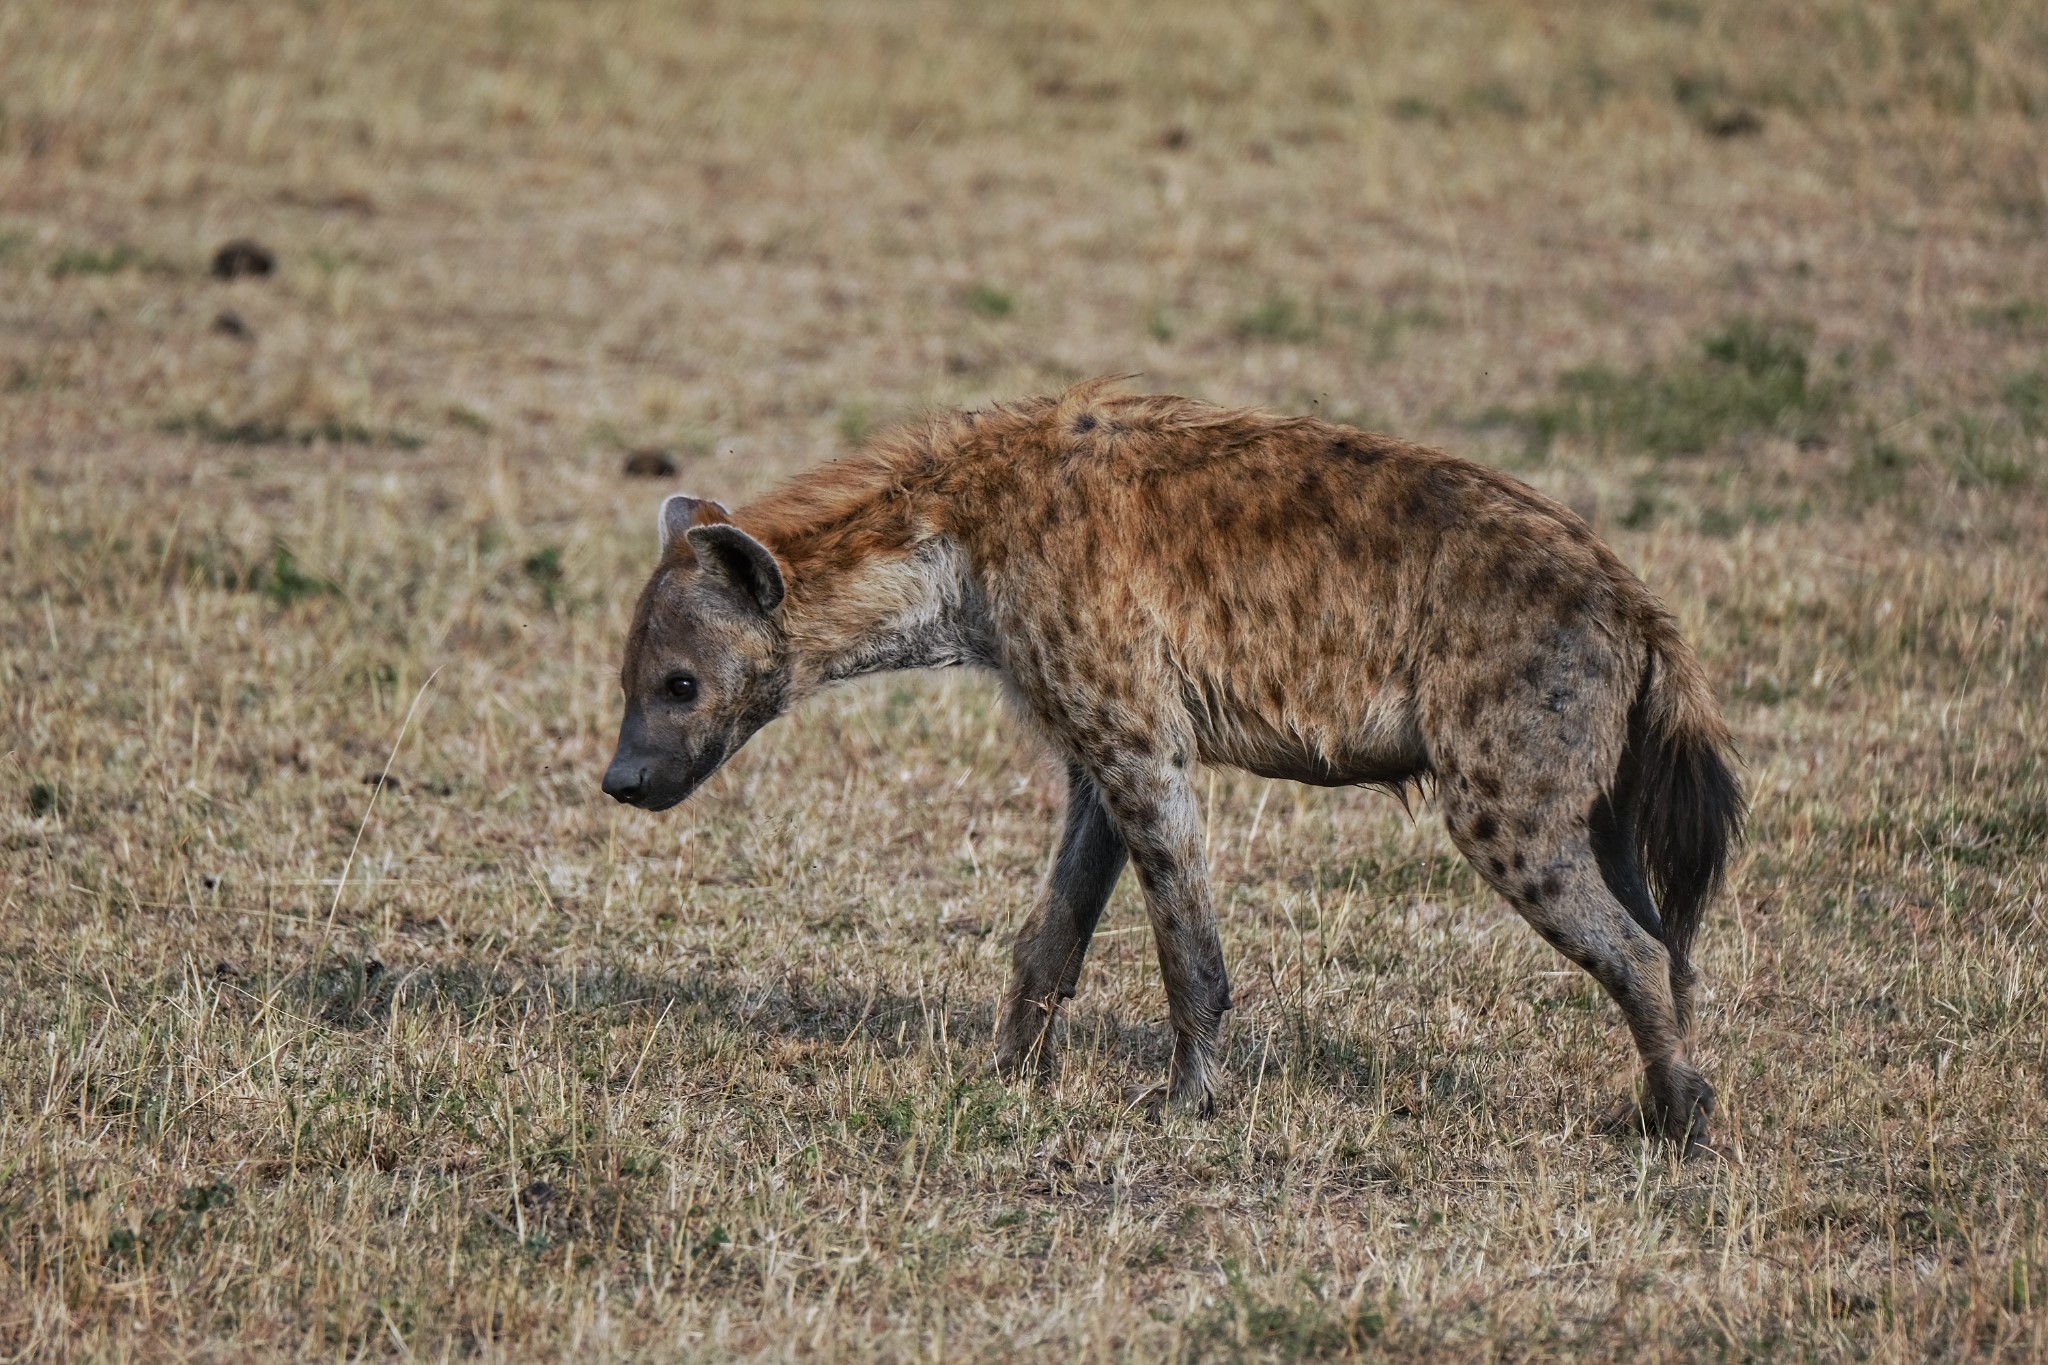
[
  {"left": 1599, "top": 629, "right": 1745, "bottom": 1024},
  {"left": 1613, "top": 630, "right": 1744, "bottom": 994}
]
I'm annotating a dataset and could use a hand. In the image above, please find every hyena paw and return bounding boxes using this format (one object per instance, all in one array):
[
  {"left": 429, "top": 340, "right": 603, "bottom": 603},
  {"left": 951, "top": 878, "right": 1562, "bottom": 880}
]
[
  {"left": 1119, "top": 1066, "right": 1220, "bottom": 1120},
  {"left": 1643, "top": 1071, "right": 1717, "bottom": 1155},
  {"left": 991, "top": 999, "right": 1059, "bottom": 1083},
  {"left": 1120, "top": 1081, "right": 1168, "bottom": 1121},
  {"left": 991, "top": 1043, "right": 1056, "bottom": 1084},
  {"left": 1114, "top": 1067, "right": 1220, "bottom": 1119},
  {"left": 1166, "top": 1058, "right": 1222, "bottom": 1118},
  {"left": 1606, "top": 1068, "right": 1717, "bottom": 1156}
]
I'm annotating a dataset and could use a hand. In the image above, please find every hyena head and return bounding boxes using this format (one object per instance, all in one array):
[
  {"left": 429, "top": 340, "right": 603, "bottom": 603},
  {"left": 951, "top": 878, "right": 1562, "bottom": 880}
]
[{"left": 603, "top": 495, "right": 789, "bottom": 811}]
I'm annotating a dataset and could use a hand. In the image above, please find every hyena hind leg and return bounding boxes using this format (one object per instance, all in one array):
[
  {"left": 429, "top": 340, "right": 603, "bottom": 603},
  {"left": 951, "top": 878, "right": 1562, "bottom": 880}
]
[
  {"left": 993, "top": 764, "right": 1127, "bottom": 1081},
  {"left": 1444, "top": 799, "right": 1714, "bottom": 1150}
]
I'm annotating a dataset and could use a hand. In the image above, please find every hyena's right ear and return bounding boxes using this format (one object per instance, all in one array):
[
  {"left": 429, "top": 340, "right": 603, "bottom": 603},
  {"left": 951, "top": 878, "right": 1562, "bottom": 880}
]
[{"left": 657, "top": 494, "right": 731, "bottom": 556}]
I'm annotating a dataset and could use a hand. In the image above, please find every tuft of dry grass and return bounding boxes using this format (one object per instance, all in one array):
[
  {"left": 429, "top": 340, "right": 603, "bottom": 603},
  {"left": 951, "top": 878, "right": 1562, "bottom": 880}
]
[{"left": 3, "top": 1, "right": 2046, "bottom": 1358}]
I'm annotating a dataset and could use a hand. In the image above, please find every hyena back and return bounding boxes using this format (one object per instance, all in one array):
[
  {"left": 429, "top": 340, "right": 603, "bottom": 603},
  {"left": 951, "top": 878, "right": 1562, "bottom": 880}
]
[{"left": 604, "top": 381, "right": 1743, "bottom": 1148}]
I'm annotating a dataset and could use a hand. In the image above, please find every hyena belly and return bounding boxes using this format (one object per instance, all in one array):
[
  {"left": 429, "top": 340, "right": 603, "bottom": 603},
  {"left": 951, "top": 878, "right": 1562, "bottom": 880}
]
[{"left": 1184, "top": 678, "right": 1431, "bottom": 790}]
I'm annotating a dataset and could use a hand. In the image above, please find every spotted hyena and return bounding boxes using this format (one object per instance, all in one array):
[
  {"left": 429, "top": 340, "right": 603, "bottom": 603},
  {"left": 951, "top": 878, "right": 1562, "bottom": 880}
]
[{"left": 604, "top": 381, "right": 1743, "bottom": 1147}]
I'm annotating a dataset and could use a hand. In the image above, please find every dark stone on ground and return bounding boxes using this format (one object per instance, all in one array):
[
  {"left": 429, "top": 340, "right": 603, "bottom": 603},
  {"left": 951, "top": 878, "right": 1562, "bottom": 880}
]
[
  {"left": 212, "top": 239, "right": 276, "bottom": 279},
  {"left": 623, "top": 448, "right": 679, "bottom": 478},
  {"left": 1704, "top": 109, "right": 1763, "bottom": 139}
]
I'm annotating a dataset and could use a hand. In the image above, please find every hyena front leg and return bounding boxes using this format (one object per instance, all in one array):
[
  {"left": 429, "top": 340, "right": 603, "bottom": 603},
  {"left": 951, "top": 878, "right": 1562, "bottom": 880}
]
[
  {"left": 1087, "top": 749, "right": 1233, "bottom": 1114},
  {"left": 994, "top": 763, "right": 1128, "bottom": 1080}
]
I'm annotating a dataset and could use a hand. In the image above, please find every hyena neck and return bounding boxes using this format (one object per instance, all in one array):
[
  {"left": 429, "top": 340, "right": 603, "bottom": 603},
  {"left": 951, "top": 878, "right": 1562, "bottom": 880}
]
[
  {"left": 805, "top": 537, "right": 995, "bottom": 691},
  {"left": 739, "top": 508, "right": 996, "bottom": 702}
]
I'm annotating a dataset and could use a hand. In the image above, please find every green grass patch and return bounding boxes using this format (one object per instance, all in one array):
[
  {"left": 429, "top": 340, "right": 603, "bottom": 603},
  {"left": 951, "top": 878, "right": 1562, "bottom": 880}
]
[
  {"left": 1187, "top": 1262, "right": 1384, "bottom": 1360},
  {"left": 1234, "top": 292, "right": 1319, "bottom": 343},
  {"left": 963, "top": 283, "right": 1014, "bottom": 318},
  {"left": 1347, "top": 303, "right": 1446, "bottom": 361},
  {"left": 182, "top": 537, "right": 342, "bottom": 605},
  {"left": 51, "top": 243, "right": 175, "bottom": 278},
  {"left": 1698, "top": 498, "right": 1806, "bottom": 537},
  {"left": 1388, "top": 95, "right": 1449, "bottom": 124},
  {"left": 2002, "top": 368, "right": 2048, "bottom": 436},
  {"left": 52, "top": 244, "right": 143, "bottom": 277},
  {"left": 1514, "top": 318, "right": 1844, "bottom": 459},
  {"left": 160, "top": 411, "right": 424, "bottom": 450},
  {"left": 1938, "top": 413, "right": 2033, "bottom": 489},
  {"left": 1617, "top": 491, "right": 1662, "bottom": 529},
  {"left": 255, "top": 542, "right": 342, "bottom": 606},
  {"left": 1842, "top": 435, "right": 1915, "bottom": 504},
  {"left": 1461, "top": 79, "right": 1529, "bottom": 120},
  {"left": 837, "top": 402, "right": 874, "bottom": 448},
  {"left": 522, "top": 545, "right": 566, "bottom": 610},
  {"left": 1969, "top": 299, "right": 2048, "bottom": 335}
]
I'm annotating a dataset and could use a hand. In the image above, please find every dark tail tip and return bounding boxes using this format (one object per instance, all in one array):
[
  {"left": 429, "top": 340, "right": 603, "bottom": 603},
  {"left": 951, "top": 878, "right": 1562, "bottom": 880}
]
[{"left": 1632, "top": 708, "right": 1745, "bottom": 979}]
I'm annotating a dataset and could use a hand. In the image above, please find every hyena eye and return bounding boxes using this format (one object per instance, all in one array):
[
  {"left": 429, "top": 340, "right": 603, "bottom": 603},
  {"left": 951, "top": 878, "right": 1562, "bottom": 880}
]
[{"left": 665, "top": 674, "right": 699, "bottom": 703}]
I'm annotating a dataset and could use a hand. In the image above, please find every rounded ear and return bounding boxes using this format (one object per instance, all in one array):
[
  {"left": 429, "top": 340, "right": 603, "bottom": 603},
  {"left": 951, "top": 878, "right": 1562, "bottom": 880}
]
[
  {"left": 684, "top": 523, "right": 785, "bottom": 614},
  {"left": 657, "top": 494, "right": 730, "bottom": 556}
]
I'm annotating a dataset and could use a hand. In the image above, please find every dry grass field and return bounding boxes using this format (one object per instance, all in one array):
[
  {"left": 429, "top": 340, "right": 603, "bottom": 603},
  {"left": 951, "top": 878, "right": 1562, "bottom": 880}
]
[{"left": 4, "top": 1, "right": 2048, "bottom": 1358}]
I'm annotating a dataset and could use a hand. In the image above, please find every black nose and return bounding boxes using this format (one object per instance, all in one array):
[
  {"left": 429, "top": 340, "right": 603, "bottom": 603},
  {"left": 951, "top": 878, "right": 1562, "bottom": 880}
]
[{"left": 602, "top": 759, "right": 647, "bottom": 805}]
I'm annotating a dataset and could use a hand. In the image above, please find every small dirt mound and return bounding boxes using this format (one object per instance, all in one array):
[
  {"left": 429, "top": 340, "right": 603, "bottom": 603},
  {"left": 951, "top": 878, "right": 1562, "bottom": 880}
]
[
  {"left": 623, "top": 448, "right": 679, "bottom": 478},
  {"left": 211, "top": 239, "right": 276, "bottom": 279}
]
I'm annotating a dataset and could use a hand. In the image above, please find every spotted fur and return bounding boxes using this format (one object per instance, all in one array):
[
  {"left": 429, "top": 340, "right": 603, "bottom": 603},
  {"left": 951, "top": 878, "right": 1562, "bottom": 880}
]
[{"left": 604, "top": 379, "right": 1744, "bottom": 1145}]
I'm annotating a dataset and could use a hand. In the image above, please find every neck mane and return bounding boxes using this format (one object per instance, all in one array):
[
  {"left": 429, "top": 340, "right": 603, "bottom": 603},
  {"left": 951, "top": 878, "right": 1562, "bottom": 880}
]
[{"left": 730, "top": 412, "right": 996, "bottom": 699}]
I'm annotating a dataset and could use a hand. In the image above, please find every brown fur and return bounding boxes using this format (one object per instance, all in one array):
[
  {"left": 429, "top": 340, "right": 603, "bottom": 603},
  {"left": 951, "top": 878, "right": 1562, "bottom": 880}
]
[{"left": 605, "top": 379, "right": 1743, "bottom": 1145}]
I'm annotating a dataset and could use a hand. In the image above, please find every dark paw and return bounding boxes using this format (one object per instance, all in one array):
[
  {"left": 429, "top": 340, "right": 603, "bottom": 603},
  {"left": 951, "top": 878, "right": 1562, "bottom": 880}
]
[
  {"left": 1594, "top": 1094, "right": 1645, "bottom": 1137},
  {"left": 991, "top": 1040, "right": 1056, "bottom": 1084},
  {"left": 1120, "top": 1082, "right": 1167, "bottom": 1121},
  {"left": 992, "top": 996, "right": 1061, "bottom": 1083},
  {"left": 1119, "top": 1070, "right": 1219, "bottom": 1121},
  {"left": 1641, "top": 1072, "right": 1717, "bottom": 1156},
  {"left": 1167, "top": 1065, "right": 1221, "bottom": 1118},
  {"left": 1597, "top": 1072, "right": 1718, "bottom": 1156}
]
